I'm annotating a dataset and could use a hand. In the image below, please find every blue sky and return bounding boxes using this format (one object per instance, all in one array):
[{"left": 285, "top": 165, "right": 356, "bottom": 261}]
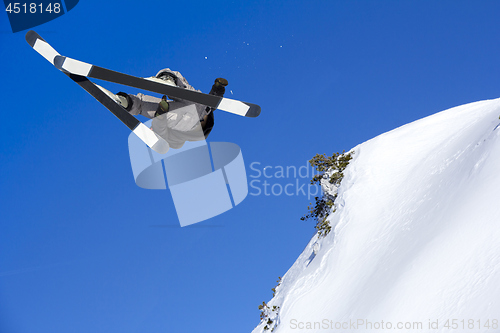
[{"left": 1, "top": 1, "right": 500, "bottom": 332}]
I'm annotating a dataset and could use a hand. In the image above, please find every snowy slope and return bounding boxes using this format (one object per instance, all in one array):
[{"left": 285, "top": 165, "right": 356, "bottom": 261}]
[{"left": 253, "top": 98, "right": 500, "bottom": 333}]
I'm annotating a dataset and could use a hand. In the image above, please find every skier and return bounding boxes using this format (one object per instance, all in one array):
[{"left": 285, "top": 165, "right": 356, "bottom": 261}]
[
  {"left": 27, "top": 30, "right": 260, "bottom": 154},
  {"left": 103, "top": 68, "right": 228, "bottom": 149}
]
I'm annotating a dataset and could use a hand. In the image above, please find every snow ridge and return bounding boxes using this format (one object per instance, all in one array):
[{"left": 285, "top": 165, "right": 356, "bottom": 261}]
[{"left": 253, "top": 98, "right": 500, "bottom": 333}]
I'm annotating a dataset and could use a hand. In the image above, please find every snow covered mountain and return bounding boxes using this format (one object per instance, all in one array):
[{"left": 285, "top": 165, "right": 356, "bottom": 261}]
[{"left": 253, "top": 99, "right": 500, "bottom": 333}]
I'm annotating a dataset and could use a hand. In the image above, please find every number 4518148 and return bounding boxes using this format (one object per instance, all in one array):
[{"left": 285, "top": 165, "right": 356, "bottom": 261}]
[{"left": 5, "top": 3, "right": 61, "bottom": 14}]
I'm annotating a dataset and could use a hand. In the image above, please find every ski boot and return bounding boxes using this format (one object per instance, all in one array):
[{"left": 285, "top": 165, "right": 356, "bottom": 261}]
[
  {"left": 209, "top": 78, "right": 228, "bottom": 97},
  {"left": 96, "top": 84, "right": 132, "bottom": 111},
  {"left": 116, "top": 92, "right": 132, "bottom": 111},
  {"left": 205, "top": 78, "right": 228, "bottom": 115}
]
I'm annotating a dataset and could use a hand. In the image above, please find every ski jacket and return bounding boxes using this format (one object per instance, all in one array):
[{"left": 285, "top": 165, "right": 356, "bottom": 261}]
[{"left": 127, "top": 68, "right": 214, "bottom": 148}]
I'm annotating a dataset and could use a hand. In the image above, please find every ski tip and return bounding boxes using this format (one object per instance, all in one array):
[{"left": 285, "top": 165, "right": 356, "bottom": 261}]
[
  {"left": 151, "top": 139, "right": 170, "bottom": 154},
  {"left": 54, "top": 55, "right": 66, "bottom": 70},
  {"left": 245, "top": 103, "right": 261, "bottom": 117},
  {"left": 25, "top": 30, "right": 43, "bottom": 47},
  {"left": 133, "top": 123, "right": 170, "bottom": 154}
]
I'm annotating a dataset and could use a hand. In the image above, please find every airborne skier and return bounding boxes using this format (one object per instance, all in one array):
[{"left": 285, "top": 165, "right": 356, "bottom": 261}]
[
  {"left": 26, "top": 30, "right": 260, "bottom": 153},
  {"left": 107, "top": 69, "right": 228, "bottom": 148}
]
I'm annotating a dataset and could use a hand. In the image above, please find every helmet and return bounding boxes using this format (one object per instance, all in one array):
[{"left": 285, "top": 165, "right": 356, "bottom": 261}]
[{"left": 156, "top": 71, "right": 178, "bottom": 87}]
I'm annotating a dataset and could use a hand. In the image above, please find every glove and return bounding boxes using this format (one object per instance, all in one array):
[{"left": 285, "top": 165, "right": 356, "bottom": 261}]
[{"left": 155, "top": 95, "right": 169, "bottom": 117}]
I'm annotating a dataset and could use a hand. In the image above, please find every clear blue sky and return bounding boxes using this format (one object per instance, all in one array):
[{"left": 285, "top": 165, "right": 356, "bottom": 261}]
[{"left": 1, "top": 1, "right": 500, "bottom": 332}]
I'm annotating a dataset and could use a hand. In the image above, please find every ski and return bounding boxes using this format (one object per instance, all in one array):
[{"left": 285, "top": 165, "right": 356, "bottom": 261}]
[
  {"left": 52, "top": 57, "right": 261, "bottom": 118},
  {"left": 25, "top": 30, "right": 169, "bottom": 154},
  {"left": 64, "top": 73, "right": 169, "bottom": 154}
]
